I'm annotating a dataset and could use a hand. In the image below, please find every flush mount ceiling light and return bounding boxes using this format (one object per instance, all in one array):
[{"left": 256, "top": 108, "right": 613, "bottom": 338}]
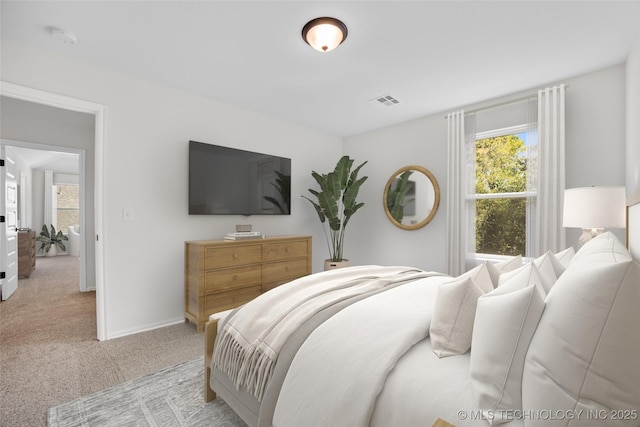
[{"left": 302, "top": 17, "right": 348, "bottom": 52}]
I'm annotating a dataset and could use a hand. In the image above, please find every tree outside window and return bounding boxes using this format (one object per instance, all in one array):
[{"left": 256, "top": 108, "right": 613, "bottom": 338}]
[{"left": 474, "top": 132, "right": 529, "bottom": 257}]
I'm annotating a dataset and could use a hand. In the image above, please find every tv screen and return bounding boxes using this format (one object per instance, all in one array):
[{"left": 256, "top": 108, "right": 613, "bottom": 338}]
[{"left": 189, "top": 141, "right": 291, "bottom": 215}]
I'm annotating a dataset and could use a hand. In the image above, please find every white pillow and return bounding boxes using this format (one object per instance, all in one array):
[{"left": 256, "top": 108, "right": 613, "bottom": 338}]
[
  {"left": 522, "top": 233, "right": 640, "bottom": 426},
  {"left": 571, "top": 231, "right": 632, "bottom": 265},
  {"left": 498, "top": 251, "right": 558, "bottom": 294},
  {"left": 430, "top": 276, "right": 485, "bottom": 358},
  {"left": 553, "top": 247, "right": 575, "bottom": 270},
  {"left": 471, "top": 263, "right": 546, "bottom": 425},
  {"left": 486, "top": 255, "right": 523, "bottom": 288},
  {"left": 457, "top": 263, "right": 495, "bottom": 293}
]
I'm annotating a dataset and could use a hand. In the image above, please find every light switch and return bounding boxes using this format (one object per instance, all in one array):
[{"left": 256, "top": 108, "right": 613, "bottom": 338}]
[{"left": 122, "top": 208, "right": 134, "bottom": 222}]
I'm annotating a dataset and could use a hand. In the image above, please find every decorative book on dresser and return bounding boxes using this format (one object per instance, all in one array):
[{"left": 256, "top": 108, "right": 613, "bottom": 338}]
[
  {"left": 18, "top": 229, "right": 36, "bottom": 279},
  {"left": 184, "top": 235, "right": 312, "bottom": 332}
]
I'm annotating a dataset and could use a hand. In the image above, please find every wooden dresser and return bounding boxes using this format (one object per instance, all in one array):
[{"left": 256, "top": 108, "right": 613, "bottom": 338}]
[
  {"left": 18, "top": 230, "right": 36, "bottom": 279},
  {"left": 184, "top": 235, "right": 312, "bottom": 332}
]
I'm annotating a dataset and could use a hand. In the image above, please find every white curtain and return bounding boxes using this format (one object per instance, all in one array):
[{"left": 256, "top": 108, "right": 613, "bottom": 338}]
[
  {"left": 535, "top": 85, "right": 566, "bottom": 254},
  {"left": 447, "top": 111, "right": 475, "bottom": 276},
  {"left": 44, "top": 170, "right": 54, "bottom": 230},
  {"left": 525, "top": 98, "right": 538, "bottom": 259}
]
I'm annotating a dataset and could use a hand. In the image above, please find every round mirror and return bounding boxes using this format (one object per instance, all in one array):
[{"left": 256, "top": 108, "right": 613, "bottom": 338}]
[{"left": 383, "top": 165, "right": 440, "bottom": 230}]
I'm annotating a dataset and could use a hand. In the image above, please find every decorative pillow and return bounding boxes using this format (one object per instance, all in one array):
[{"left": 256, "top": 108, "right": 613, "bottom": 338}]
[
  {"left": 457, "top": 262, "right": 495, "bottom": 293},
  {"left": 570, "top": 231, "right": 632, "bottom": 265},
  {"left": 521, "top": 233, "right": 640, "bottom": 426},
  {"left": 498, "top": 252, "right": 558, "bottom": 294},
  {"left": 486, "top": 255, "right": 523, "bottom": 288},
  {"left": 471, "top": 263, "right": 546, "bottom": 425},
  {"left": 430, "top": 277, "right": 485, "bottom": 358},
  {"left": 553, "top": 247, "right": 575, "bottom": 270}
]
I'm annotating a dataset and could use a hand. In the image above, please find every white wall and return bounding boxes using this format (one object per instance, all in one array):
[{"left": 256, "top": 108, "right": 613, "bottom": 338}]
[
  {"left": 627, "top": 33, "right": 640, "bottom": 204},
  {"left": 344, "top": 64, "right": 627, "bottom": 273},
  {"left": 1, "top": 39, "right": 342, "bottom": 338},
  {"left": 0, "top": 37, "right": 631, "bottom": 338},
  {"left": 344, "top": 115, "right": 449, "bottom": 273}
]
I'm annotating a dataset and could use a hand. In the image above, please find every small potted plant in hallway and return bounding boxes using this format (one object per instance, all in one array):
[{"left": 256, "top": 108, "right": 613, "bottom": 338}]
[
  {"left": 303, "top": 155, "right": 368, "bottom": 270},
  {"left": 37, "top": 224, "right": 68, "bottom": 257}
]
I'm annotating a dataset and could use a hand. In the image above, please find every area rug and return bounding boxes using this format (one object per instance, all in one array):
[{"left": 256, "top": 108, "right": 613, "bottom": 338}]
[{"left": 48, "top": 357, "right": 246, "bottom": 427}]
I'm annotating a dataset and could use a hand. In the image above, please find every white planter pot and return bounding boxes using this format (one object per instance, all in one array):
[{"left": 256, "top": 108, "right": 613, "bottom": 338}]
[
  {"left": 324, "top": 259, "right": 349, "bottom": 271},
  {"left": 46, "top": 245, "right": 57, "bottom": 257}
]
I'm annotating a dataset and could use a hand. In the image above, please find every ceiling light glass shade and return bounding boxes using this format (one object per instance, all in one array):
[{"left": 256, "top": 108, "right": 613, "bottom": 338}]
[
  {"left": 302, "top": 17, "right": 348, "bottom": 52},
  {"left": 563, "top": 186, "right": 626, "bottom": 229}
]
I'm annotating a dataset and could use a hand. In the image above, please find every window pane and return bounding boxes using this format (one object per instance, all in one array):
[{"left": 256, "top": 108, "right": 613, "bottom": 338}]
[
  {"left": 476, "top": 197, "right": 526, "bottom": 256},
  {"left": 56, "top": 184, "right": 79, "bottom": 233},
  {"left": 475, "top": 134, "right": 527, "bottom": 194},
  {"left": 475, "top": 133, "right": 528, "bottom": 257}
]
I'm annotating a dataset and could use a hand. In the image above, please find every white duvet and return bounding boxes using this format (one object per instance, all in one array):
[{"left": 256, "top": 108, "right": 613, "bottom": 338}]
[{"left": 271, "top": 273, "right": 524, "bottom": 427}]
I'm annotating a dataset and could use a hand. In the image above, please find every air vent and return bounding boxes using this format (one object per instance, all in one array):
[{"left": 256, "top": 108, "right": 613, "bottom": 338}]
[{"left": 370, "top": 94, "right": 400, "bottom": 107}]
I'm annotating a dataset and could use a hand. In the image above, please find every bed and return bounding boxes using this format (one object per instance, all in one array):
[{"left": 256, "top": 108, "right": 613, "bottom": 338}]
[{"left": 204, "top": 201, "right": 640, "bottom": 427}]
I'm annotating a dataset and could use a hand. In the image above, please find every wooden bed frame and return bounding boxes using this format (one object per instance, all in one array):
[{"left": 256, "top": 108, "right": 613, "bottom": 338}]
[{"left": 204, "top": 317, "right": 219, "bottom": 402}]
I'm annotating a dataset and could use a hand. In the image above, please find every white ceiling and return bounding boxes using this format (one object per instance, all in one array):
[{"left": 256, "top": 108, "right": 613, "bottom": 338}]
[
  {"left": 9, "top": 146, "right": 79, "bottom": 175},
  {"left": 2, "top": 1, "right": 640, "bottom": 137}
]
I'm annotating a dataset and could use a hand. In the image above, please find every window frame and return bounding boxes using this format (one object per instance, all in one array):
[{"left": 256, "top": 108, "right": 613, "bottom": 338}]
[{"left": 470, "top": 123, "right": 536, "bottom": 263}]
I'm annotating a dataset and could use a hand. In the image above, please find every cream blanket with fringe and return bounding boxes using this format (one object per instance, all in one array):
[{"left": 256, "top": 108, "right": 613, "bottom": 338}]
[{"left": 213, "top": 265, "right": 435, "bottom": 400}]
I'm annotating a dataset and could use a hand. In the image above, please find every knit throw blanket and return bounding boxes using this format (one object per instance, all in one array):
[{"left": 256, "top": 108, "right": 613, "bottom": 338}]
[{"left": 213, "top": 265, "right": 433, "bottom": 400}]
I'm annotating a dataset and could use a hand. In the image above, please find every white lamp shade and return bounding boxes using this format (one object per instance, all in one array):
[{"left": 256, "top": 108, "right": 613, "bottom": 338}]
[{"left": 563, "top": 186, "right": 626, "bottom": 229}]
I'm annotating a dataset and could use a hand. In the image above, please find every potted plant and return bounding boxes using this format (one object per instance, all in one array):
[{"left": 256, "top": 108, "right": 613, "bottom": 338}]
[
  {"left": 302, "top": 155, "right": 368, "bottom": 270},
  {"left": 37, "top": 224, "right": 68, "bottom": 257}
]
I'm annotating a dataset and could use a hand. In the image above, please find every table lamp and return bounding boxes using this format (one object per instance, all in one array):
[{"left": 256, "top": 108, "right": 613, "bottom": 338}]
[{"left": 562, "top": 186, "right": 626, "bottom": 248}]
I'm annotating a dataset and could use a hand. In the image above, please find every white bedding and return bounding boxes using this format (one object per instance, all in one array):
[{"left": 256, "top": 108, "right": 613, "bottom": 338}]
[
  {"left": 215, "top": 265, "right": 437, "bottom": 400},
  {"left": 271, "top": 274, "right": 501, "bottom": 427},
  {"left": 373, "top": 338, "right": 522, "bottom": 427}
]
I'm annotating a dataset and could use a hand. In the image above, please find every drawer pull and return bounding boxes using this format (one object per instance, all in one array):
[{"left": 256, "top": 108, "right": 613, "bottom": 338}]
[
  {"left": 232, "top": 275, "right": 237, "bottom": 281},
  {"left": 233, "top": 253, "right": 238, "bottom": 258},
  {"left": 286, "top": 247, "right": 290, "bottom": 252}
]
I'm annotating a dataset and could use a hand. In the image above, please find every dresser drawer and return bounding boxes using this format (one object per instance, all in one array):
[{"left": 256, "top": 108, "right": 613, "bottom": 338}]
[
  {"left": 265, "top": 240, "right": 309, "bottom": 261},
  {"left": 204, "top": 244, "right": 263, "bottom": 269},
  {"left": 185, "top": 235, "right": 311, "bottom": 332},
  {"left": 263, "top": 258, "right": 310, "bottom": 284},
  {"left": 205, "top": 265, "right": 262, "bottom": 293},
  {"left": 205, "top": 285, "right": 261, "bottom": 314}
]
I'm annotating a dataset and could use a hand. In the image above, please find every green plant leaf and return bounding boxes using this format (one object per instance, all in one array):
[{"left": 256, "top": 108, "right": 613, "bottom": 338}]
[
  {"left": 347, "top": 160, "right": 368, "bottom": 187},
  {"left": 316, "top": 191, "right": 339, "bottom": 225},
  {"left": 343, "top": 176, "right": 367, "bottom": 209},
  {"left": 311, "top": 171, "right": 328, "bottom": 191},
  {"left": 301, "top": 196, "right": 326, "bottom": 223},
  {"left": 303, "top": 156, "right": 367, "bottom": 261},
  {"left": 334, "top": 156, "right": 353, "bottom": 189}
]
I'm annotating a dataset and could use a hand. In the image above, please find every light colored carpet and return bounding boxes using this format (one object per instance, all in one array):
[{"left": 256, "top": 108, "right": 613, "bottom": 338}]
[
  {"left": 48, "top": 357, "right": 246, "bottom": 427},
  {"left": 0, "top": 255, "right": 204, "bottom": 426}
]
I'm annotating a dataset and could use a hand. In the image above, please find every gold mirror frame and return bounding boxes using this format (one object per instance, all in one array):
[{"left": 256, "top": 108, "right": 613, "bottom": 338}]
[{"left": 383, "top": 165, "right": 441, "bottom": 230}]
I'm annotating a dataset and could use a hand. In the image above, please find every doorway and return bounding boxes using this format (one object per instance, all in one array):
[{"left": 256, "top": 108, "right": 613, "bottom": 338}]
[
  {"left": 0, "top": 82, "right": 106, "bottom": 340},
  {"left": 1, "top": 144, "right": 87, "bottom": 292}
]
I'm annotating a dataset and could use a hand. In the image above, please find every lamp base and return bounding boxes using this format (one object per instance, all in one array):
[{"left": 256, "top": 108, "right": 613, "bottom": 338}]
[{"left": 577, "top": 228, "right": 604, "bottom": 249}]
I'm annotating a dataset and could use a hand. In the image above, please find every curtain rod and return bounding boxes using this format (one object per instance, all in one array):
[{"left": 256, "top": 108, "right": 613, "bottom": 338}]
[{"left": 444, "top": 84, "right": 569, "bottom": 118}]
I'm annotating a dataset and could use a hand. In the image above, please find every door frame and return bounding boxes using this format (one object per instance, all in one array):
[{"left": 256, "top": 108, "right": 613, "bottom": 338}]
[{"left": 1, "top": 81, "right": 107, "bottom": 341}]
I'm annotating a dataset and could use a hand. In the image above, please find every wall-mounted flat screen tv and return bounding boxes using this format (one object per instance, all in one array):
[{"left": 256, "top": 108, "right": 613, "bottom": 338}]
[{"left": 189, "top": 140, "right": 291, "bottom": 215}]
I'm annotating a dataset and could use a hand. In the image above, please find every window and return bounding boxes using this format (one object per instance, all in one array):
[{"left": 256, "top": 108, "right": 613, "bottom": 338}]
[
  {"left": 463, "top": 98, "right": 538, "bottom": 263},
  {"left": 473, "top": 125, "right": 535, "bottom": 258},
  {"left": 448, "top": 85, "right": 565, "bottom": 275},
  {"left": 55, "top": 184, "right": 79, "bottom": 233}
]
